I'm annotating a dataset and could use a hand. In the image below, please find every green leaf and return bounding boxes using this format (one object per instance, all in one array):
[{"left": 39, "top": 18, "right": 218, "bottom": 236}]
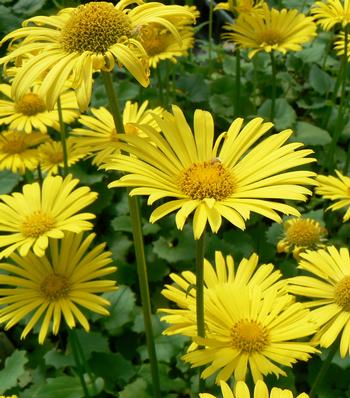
[
  {"left": 258, "top": 98, "right": 296, "bottom": 130},
  {"left": 0, "top": 6, "right": 21, "bottom": 33},
  {"left": 119, "top": 378, "right": 151, "bottom": 398},
  {"left": 100, "top": 286, "right": 136, "bottom": 335},
  {"left": 309, "top": 64, "right": 333, "bottom": 94},
  {"left": 0, "top": 171, "right": 20, "bottom": 194},
  {"left": 12, "top": 0, "right": 46, "bottom": 16},
  {"left": 44, "top": 349, "right": 74, "bottom": 369},
  {"left": 266, "top": 223, "right": 284, "bottom": 246},
  {"left": 32, "top": 376, "right": 84, "bottom": 398},
  {"left": 177, "top": 74, "right": 209, "bottom": 103},
  {"left": 296, "top": 42, "right": 326, "bottom": 64},
  {"left": 293, "top": 121, "right": 331, "bottom": 146},
  {"left": 111, "top": 215, "right": 132, "bottom": 233},
  {"left": 0, "top": 350, "right": 28, "bottom": 394},
  {"left": 71, "top": 330, "right": 109, "bottom": 360}
]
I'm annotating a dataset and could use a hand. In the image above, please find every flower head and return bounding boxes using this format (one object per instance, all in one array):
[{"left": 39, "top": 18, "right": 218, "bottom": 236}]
[
  {"left": 277, "top": 217, "right": 327, "bottom": 259},
  {"left": 0, "top": 83, "right": 80, "bottom": 134},
  {"left": 311, "top": 0, "right": 350, "bottom": 31},
  {"left": 182, "top": 286, "right": 317, "bottom": 382},
  {"left": 289, "top": 246, "right": 350, "bottom": 357},
  {"left": 0, "top": 174, "right": 97, "bottom": 258},
  {"left": 316, "top": 170, "right": 350, "bottom": 222},
  {"left": 0, "top": 129, "right": 47, "bottom": 174},
  {"left": 334, "top": 31, "right": 350, "bottom": 59},
  {"left": 160, "top": 251, "right": 285, "bottom": 338},
  {"left": 105, "top": 105, "right": 315, "bottom": 239},
  {"left": 200, "top": 380, "right": 309, "bottom": 398},
  {"left": 38, "top": 138, "right": 87, "bottom": 175},
  {"left": 223, "top": 4, "right": 317, "bottom": 58},
  {"left": 215, "top": 0, "right": 264, "bottom": 16},
  {"left": 72, "top": 100, "right": 164, "bottom": 165},
  {"left": 0, "top": 232, "right": 116, "bottom": 343},
  {"left": 0, "top": 1, "right": 194, "bottom": 111}
]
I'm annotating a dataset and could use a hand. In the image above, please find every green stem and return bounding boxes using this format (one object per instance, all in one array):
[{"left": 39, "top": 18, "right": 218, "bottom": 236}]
[
  {"left": 309, "top": 344, "right": 338, "bottom": 398},
  {"left": 325, "top": 29, "right": 348, "bottom": 170},
  {"left": 57, "top": 96, "right": 69, "bottom": 176},
  {"left": 37, "top": 163, "right": 43, "bottom": 185},
  {"left": 69, "top": 329, "right": 90, "bottom": 398},
  {"left": 208, "top": 0, "right": 214, "bottom": 65},
  {"left": 235, "top": 48, "right": 241, "bottom": 117},
  {"left": 102, "top": 71, "right": 161, "bottom": 398},
  {"left": 270, "top": 51, "right": 277, "bottom": 123},
  {"left": 195, "top": 230, "right": 206, "bottom": 393},
  {"left": 156, "top": 66, "right": 165, "bottom": 107}
]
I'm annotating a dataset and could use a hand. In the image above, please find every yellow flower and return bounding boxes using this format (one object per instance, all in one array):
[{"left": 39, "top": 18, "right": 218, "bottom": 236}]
[
  {"left": 0, "top": 130, "right": 47, "bottom": 174},
  {"left": 0, "top": 1, "right": 194, "bottom": 111},
  {"left": 288, "top": 246, "right": 350, "bottom": 357},
  {"left": 71, "top": 100, "right": 164, "bottom": 166},
  {"left": 182, "top": 286, "right": 317, "bottom": 382},
  {"left": 200, "top": 380, "right": 309, "bottom": 398},
  {"left": 223, "top": 4, "right": 317, "bottom": 58},
  {"left": 160, "top": 251, "right": 285, "bottom": 338},
  {"left": 0, "top": 232, "right": 116, "bottom": 343},
  {"left": 137, "top": 24, "right": 195, "bottom": 68},
  {"left": 0, "top": 174, "right": 97, "bottom": 258},
  {"left": 334, "top": 31, "right": 350, "bottom": 59},
  {"left": 277, "top": 217, "right": 327, "bottom": 259},
  {"left": 0, "top": 83, "right": 80, "bottom": 134},
  {"left": 38, "top": 138, "right": 87, "bottom": 175},
  {"left": 215, "top": 0, "right": 264, "bottom": 16},
  {"left": 312, "top": 0, "right": 350, "bottom": 31},
  {"left": 316, "top": 170, "right": 350, "bottom": 222},
  {"left": 105, "top": 105, "right": 316, "bottom": 239}
]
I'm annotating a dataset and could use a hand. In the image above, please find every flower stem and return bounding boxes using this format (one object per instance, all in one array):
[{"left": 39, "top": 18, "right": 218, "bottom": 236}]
[
  {"left": 208, "top": 0, "right": 214, "bottom": 65},
  {"left": 196, "top": 230, "right": 206, "bottom": 392},
  {"left": 269, "top": 51, "right": 277, "bottom": 122},
  {"left": 156, "top": 66, "right": 165, "bottom": 107},
  {"left": 37, "top": 163, "right": 43, "bottom": 185},
  {"left": 57, "top": 96, "right": 69, "bottom": 176},
  {"left": 235, "top": 48, "right": 241, "bottom": 117},
  {"left": 102, "top": 71, "right": 161, "bottom": 398},
  {"left": 309, "top": 343, "right": 338, "bottom": 398},
  {"left": 69, "top": 329, "right": 90, "bottom": 398},
  {"left": 325, "top": 28, "right": 348, "bottom": 171}
]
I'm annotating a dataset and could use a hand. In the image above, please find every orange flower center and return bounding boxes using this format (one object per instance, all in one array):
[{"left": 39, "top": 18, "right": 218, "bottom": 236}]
[
  {"left": 177, "top": 160, "right": 235, "bottom": 200},
  {"left": 334, "top": 276, "right": 350, "bottom": 311},
  {"left": 61, "top": 2, "right": 132, "bottom": 54},
  {"left": 1, "top": 137, "right": 27, "bottom": 154},
  {"left": 231, "top": 320, "right": 269, "bottom": 352},
  {"left": 15, "top": 93, "right": 46, "bottom": 116},
  {"left": 40, "top": 273, "right": 70, "bottom": 300},
  {"left": 285, "top": 219, "right": 326, "bottom": 247},
  {"left": 259, "top": 28, "right": 283, "bottom": 46},
  {"left": 21, "top": 210, "right": 55, "bottom": 238}
]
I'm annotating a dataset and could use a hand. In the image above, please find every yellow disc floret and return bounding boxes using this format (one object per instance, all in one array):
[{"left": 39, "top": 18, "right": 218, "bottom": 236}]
[
  {"left": 21, "top": 210, "right": 55, "bottom": 238},
  {"left": 285, "top": 218, "right": 325, "bottom": 247},
  {"left": 178, "top": 160, "right": 235, "bottom": 200},
  {"left": 61, "top": 2, "right": 132, "bottom": 54},
  {"left": 1, "top": 136, "right": 27, "bottom": 154},
  {"left": 334, "top": 276, "right": 350, "bottom": 311},
  {"left": 40, "top": 273, "right": 70, "bottom": 300},
  {"left": 231, "top": 320, "right": 269, "bottom": 352},
  {"left": 15, "top": 93, "right": 46, "bottom": 116}
]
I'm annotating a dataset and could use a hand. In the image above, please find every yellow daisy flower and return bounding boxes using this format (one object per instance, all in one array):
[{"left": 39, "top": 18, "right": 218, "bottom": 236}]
[
  {"left": 334, "top": 31, "right": 350, "bottom": 59},
  {"left": 277, "top": 217, "right": 327, "bottom": 259},
  {"left": 215, "top": 0, "right": 264, "bottom": 16},
  {"left": 0, "top": 174, "right": 97, "bottom": 258},
  {"left": 200, "top": 380, "right": 309, "bottom": 398},
  {"left": 105, "top": 105, "right": 316, "bottom": 239},
  {"left": 38, "top": 138, "right": 88, "bottom": 175},
  {"left": 182, "top": 286, "right": 317, "bottom": 382},
  {"left": 160, "top": 251, "right": 285, "bottom": 338},
  {"left": 0, "top": 129, "right": 47, "bottom": 174},
  {"left": 137, "top": 24, "right": 195, "bottom": 68},
  {"left": 0, "top": 231, "right": 116, "bottom": 344},
  {"left": 0, "top": 83, "right": 80, "bottom": 134},
  {"left": 311, "top": 0, "right": 350, "bottom": 31},
  {"left": 316, "top": 170, "right": 350, "bottom": 222},
  {"left": 0, "top": 1, "right": 194, "bottom": 111},
  {"left": 288, "top": 246, "right": 350, "bottom": 357},
  {"left": 71, "top": 100, "right": 164, "bottom": 166},
  {"left": 223, "top": 4, "right": 317, "bottom": 58}
]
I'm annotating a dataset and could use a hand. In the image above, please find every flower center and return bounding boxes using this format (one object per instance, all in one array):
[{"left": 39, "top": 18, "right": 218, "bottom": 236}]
[
  {"left": 138, "top": 24, "right": 168, "bottom": 56},
  {"left": 231, "top": 320, "right": 269, "bottom": 352},
  {"left": 259, "top": 28, "right": 282, "bottom": 46},
  {"left": 50, "top": 149, "right": 64, "bottom": 164},
  {"left": 285, "top": 219, "right": 325, "bottom": 247},
  {"left": 334, "top": 276, "right": 350, "bottom": 311},
  {"left": 21, "top": 210, "right": 55, "bottom": 238},
  {"left": 110, "top": 128, "right": 119, "bottom": 142},
  {"left": 40, "top": 273, "right": 70, "bottom": 301},
  {"left": 61, "top": 2, "right": 132, "bottom": 54},
  {"left": 177, "top": 160, "right": 235, "bottom": 200},
  {"left": 1, "top": 137, "right": 27, "bottom": 154},
  {"left": 15, "top": 93, "right": 46, "bottom": 116},
  {"left": 124, "top": 123, "right": 139, "bottom": 135}
]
